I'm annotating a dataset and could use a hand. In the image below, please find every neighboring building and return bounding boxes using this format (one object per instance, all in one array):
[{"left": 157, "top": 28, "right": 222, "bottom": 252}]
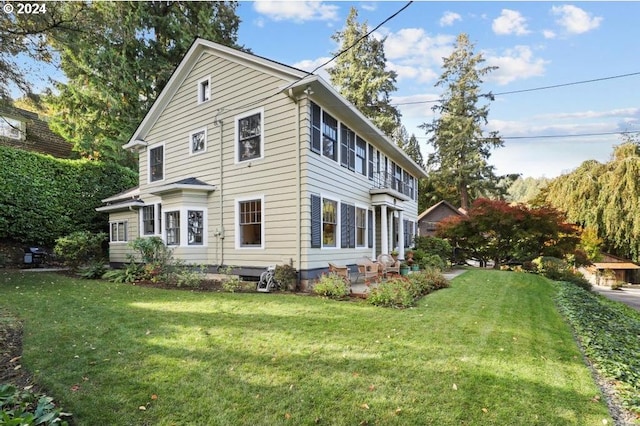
[
  {"left": 589, "top": 253, "right": 640, "bottom": 285},
  {"left": 417, "top": 200, "right": 465, "bottom": 236},
  {"left": 0, "top": 106, "right": 73, "bottom": 158},
  {"left": 97, "top": 39, "right": 427, "bottom": 285}
]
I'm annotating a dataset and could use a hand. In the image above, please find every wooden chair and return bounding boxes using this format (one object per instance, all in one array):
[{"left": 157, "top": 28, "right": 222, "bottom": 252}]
[
  {"left": 377, "top": 254, "right": 400, "bottom": 277},
  {"left": 356, "top": 257, "right": 380, "bottom": 284},
  {"left": 328, "top": 262, "right": 350, "bottom": 282}
]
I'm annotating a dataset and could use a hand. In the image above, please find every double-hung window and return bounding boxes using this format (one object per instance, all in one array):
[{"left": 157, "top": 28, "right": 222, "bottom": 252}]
[
  {"left": 142, "top": 205, "right": 155, "bottom": 235},
  {"left": 188, "top": 210, "right": 204, "bottom": 245},
  {"left": 165, "top": 211, "right": 180, "bottom": 246},
  {"left": 356, "top": 207, "right": 367, "bottom": 248},
  {"left": 236, "top": 109, "right": 263, "bottom": 163},
  {"left": 355, "top": 137, "right": 367, "bottom": 176},
  {"left": 322, "top": 198, "right": 338, "bottom": 247},
  {"left": 149, "top": 145, "right": 164, "bottom": 182},
  {"left": 237, "top": 198, "right": 263, "bottom": 248},
  {"left": 340, "top": 124, "right": 355, "bottom": 170},
  {"left": 322, "top": 112, "right": 338, "bottom": 162},
  {"left": 110, "top": 221, "right": 127, "bottom": 242}
]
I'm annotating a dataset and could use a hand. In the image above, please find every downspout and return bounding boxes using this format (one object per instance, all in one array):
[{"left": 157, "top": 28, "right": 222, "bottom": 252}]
[
  {"left": 289, "top": 88, "right": 302, "bottom": 284},
  {"left": 215, "top": 110, "right": 225, "bottom": 267}
]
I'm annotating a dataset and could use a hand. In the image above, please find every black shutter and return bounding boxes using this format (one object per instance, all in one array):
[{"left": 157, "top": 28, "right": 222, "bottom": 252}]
[
  {"left": 348, "top": 204, "right": 355, "bottom": 248},
  {"left": 340, "top": 125, "right": 348, "bottom": 168},
  {"left": 341, "top": 203, "right": 349, "bottom": 248},
  {"left": 368, "top": 209, "right": 373, "bottom": 248},
  {"left": 311, "top": 195, "right": 321, "bottom": 248},
  {"left": 311, "top": 103, "right": 321, "bottom": 154}
]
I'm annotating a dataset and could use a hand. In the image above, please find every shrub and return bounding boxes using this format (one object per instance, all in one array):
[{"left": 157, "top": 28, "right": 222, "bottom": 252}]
[
  {"left": 419, "top": 254, "right": 447, "bottom": 271},
  {"left": 102, "top": 261, "right": 144, "bottom": 283},
  {"left": 417, "top": 267, "right": 450, "bottom": 290},
  {"left": 413, "top": 236, "right": 452, "bottom": 261},
  {"left": 173, "top": 262, "right": 206, "bottom": 288},
  {"left": 78, "top": 260, "right": 108, "bottom": 279},
  {"left": 368, "top": 277, "right": 414, "bottom": 308},
  {"left": 129, "top": 237, "right": 173, "bottom": 264},
  {"left": 54, "top": 231, "right": 107, "bottom": 271},
  {"left": 274, "top": 264, "right": 297, "bottom": 291},
  {"left": 0, "top": 383, "right": 71, "bottom": 425},
  {"left": 532, "top": 256, "right": 592, "bottom": 291},
  {"left": 313, "top": 273, "right": 350, "bottom": 299}
]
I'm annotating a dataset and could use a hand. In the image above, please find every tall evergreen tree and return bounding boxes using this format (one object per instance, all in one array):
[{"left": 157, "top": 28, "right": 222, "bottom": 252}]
[
  {"left": 328, "top": 7, "right": 401, "bottom": 137},
  {"left": 45, "top": 1, "right": 241, "bottom": 168},
  {"left": 420, "top": 33, "right": 506, "bottom": 210}
]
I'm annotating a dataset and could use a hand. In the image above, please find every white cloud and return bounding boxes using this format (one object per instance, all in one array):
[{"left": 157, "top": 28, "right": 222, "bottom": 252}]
[
  {"left": 360, "top": 2, "right": 377, "bottom": 12},
  {"left": 439, "top": 11, "right": 462, "bottom": 27},
  {"left": 539, "top": 108, "right": 640, "bottom": 121},
  {"left": 485, "top": 45, "right": 548, "bottom": 85},
  {"left": 492, "top": 9, "right": 530, "bottom": 36},
  {"left": 253, "top": 1, "right": 339, "bottom": 23},
  {"left": 384, "top": 28, "right": 455, "bottom": 83},
  {"left": 551, "top": 5, "right": 602, "bottom": 34},
  {"left": 292, "top": 57, "right": 333, "bottom": 82},
  {"left": 542, "top": 29, "right": 556, "bottom": 39}
]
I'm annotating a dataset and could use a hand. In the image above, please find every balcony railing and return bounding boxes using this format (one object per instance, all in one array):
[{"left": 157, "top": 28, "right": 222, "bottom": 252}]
[{"left": 371, "top": 171, "right": 414, "bottom": 200}]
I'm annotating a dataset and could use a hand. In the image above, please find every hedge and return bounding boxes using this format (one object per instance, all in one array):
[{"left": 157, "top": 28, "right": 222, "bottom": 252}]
[{"left": 0, "top": 146, "right": 138, "bottom": 246}]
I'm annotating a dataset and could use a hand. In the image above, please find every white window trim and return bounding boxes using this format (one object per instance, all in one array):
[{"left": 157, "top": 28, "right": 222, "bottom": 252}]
[
  {"left": 234, "top": 107, "right": 265, "bottom": 164},
  {"left": 235, "top": 195, "right": 265, "bottom": 250},
  {"left": 162, "top": 206, "right": 208, "bottom": 247},
  {"left": 139, "top": 203, "right": 162, "bottom": 237},
  {"left": 189, "top": 127, "right": 207, "bottom": 155},
  {"left": 198, "top": 76, "right": 211, "bottom": 104},
  {"left": 109, "top": 221, "right": 128, "bottom": 243},
  {"left": 147, "top": 142, "right": 165, "bottom": 184},
  {"left": 355, "top": 204, "right": 369, "bottom": 249},
  {"left": 321, "top": 194, "right": 340, "bottom": 250}
]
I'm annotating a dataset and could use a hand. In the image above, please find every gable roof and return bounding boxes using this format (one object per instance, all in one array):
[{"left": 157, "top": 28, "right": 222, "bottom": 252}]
[
  {"left": 124, "top": 38, "right": 427, "bottom": 179},
  {"left": 418, "top": 200, "right": 465, "bottom": 221}
]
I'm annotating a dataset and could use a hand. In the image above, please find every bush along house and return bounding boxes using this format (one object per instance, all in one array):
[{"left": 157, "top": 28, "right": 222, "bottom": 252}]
[{"left": 97, "top": 39, "right": 427, "bottom": 288}]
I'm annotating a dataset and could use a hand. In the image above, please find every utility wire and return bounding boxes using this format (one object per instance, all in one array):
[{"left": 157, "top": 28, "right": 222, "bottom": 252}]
[
  {"left": 392, "top": 71, "right": 640, "bottom": 107},
  {"left": 409, "top": 129, "right": 640, "bottom": 141},
  {"left": 216, "top": 1, "right": 414, "bottom": 118}
]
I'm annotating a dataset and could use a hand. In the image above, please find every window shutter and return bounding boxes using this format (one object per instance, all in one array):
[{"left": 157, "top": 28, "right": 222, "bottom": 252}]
[
  {"left": 311, "top": 103, "right": 321, "bottom": 154},
  {"left": 349, "top": 205, "right": 355, "bottom": 248},
  {"left": 340, "top": 125, "right": 348, "bottom": 168},
  {"left": 368, "top": 209, "right": 373, "bottom": 248},
  {"left": 341, "top": 203, "right": 349, "bottom": 248},
  {"left": 311, "top": 195, "right": 321, "bottom": 248}
]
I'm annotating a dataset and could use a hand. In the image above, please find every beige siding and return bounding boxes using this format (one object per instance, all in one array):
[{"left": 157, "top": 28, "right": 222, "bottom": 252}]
[
  {"left": 132, "top": 51, "right": 300, "bottom": 270},
  {"left": 107, "top": 210, "right": 137, "bottom": 263}
]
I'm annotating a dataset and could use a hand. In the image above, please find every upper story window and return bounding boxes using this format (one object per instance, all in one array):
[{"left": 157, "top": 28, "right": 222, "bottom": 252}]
[
  {"left": 322, "top": 112, "right": 338, "bottom": 162},
  {"left": 190, "top": 128, "right": 207, "bottom": 155},
  {"left": 0, "top": 116, "right": 24, "bottom": 140},
  {"left": 340, "top": 124, "right": 355, "bottom": 170},
  {"left": 149, "top": 144, "right": 164, "bottom": 182},
  {"left": 236, "top": 108, "right": 263, "bottom": 163},
  {"left": 355, "top": 136, "right": 367, "bottom": 176},
  {"left": 198, "top": 76, "right": 211, "bottom": 104}
]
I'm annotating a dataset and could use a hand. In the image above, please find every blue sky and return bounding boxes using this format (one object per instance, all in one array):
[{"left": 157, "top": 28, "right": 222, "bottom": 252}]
[{"left": 235, "top": 1, "right": 640, "bottom": 178}]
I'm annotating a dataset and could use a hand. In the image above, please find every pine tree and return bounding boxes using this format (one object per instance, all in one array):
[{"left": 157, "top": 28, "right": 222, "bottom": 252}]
[
  {"left": 328, "top": 7, "right": 401, "bottom": 137},
  {"left": 44, "top": 1, "right": 241, "bottom": 168},
  {"left": 420, "top": 33, "right": 505, "bottom": 210}
]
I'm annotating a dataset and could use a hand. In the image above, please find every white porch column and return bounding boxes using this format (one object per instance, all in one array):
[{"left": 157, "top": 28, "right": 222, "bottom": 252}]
[
  {"left": 371, "top": 207, "right": 376, "bottom": 259},
  {"left": 398, "top": 210, "right": 405, "bottom": 260},
  {"left": 387, "top": 209, "right": 393, "bottom": 254},
  {"left": 380, "top": 204, "right": 388, "bottom": 255}
]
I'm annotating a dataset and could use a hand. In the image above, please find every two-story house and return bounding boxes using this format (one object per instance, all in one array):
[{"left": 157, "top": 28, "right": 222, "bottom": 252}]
[{"left": 97, "top": 39, "right": 427, "bottom": 286}]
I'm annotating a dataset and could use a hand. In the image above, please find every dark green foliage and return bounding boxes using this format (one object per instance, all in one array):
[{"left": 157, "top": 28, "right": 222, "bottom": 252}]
[
  {"left": 555, "top": 282, "right": 640, "bottom": 414},
  {"left": 532, "top": 256, "right": 592, "bottom": 291},
  {"left": 77, "top": 261, "right": 108, "bottom": 280},
  {"left": 0, "top": 383, "right": 70, "bottom": 425},
  {"left": 54, "top": 231, "right": 107, "bottom": 271},
  {"left": 0, "top": 146, "right": 137, "bottom": 246},
  {"left": 274, "top": 264, "right": 297, "bottom": 291},
  {"left": 414, "top": 236, "right": 452, "bottom": 262}
]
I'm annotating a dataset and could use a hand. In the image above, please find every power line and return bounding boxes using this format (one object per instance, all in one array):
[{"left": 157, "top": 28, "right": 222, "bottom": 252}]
[
  {"left": 410, "top": 129, "right": 640, "bottom": 141},
  {"left": 217, "top": 1, "right": 414, "bottom": 118},
  {"left": 392, "top": 71, "right": 640, "bottom": 107}
]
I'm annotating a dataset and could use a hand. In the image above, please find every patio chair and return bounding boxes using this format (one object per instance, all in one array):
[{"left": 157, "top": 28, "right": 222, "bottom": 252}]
[
  {"left": 377, "top": 254, "right": 400, "bottom": 277},
  {"left": 356, "top": 257, "right": 380, "bottom": 284},
  {"left": 328, "top": 262, "right": 350, "bottom": 282}
]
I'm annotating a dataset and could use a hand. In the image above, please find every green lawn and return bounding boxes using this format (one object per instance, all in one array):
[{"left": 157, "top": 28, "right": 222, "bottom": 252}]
[{"left": 0, "top": 269, "right": 612, "bottom": 425}]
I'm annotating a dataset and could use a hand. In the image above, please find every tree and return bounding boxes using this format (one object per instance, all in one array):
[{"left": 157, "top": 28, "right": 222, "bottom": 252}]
[
  {"left": 506, "top": 176, "right": 552, "bottom": 204},
  {"left": 420, "top": 33, "right": 507, "bottom": 211},
  {"left": 437, "top": 198, "right": 579, "bottom": 268},
  {"left": 329, "top": 7, "right": 401, "bottom": 137},
  {"left": 44, "top": 1, "right": 242, "bottom": 168},
  {"left": 543, "top": 136, "right": 640, "bottom": 260},
  {"left": 393, "top": 125, "right": 424, "bottom": 169}
]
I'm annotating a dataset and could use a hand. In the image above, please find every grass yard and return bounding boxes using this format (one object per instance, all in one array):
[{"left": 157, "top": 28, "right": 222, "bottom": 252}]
[{"left": 0, "top": 269, "right": 612, "bottom": 425}]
